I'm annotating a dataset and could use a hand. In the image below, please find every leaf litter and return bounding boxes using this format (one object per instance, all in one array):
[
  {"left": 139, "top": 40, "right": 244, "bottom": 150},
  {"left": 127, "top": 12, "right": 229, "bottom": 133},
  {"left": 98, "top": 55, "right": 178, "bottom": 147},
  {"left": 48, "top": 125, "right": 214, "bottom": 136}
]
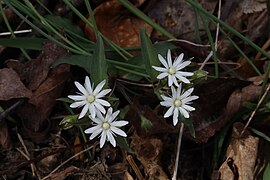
[{"left": 0, "top": 0, "right": 270, "bottom": 179}]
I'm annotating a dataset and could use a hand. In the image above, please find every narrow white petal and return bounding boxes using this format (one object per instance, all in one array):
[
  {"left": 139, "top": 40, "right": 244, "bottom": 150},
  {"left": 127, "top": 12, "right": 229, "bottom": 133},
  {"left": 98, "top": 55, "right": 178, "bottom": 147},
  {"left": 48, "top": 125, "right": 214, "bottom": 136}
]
[
  {"left": 167, "top": 49, "right": 173, "bottom": 67},
  {"left": 179, "top": 107, "right": 190, "bottom": 118},
  {"left": 157, "top": 72, "right": 168, "bottom": 79},
  {"left": 100, "top": 131, "right": 107, "bottom": 148},
  {"left": 173, "top": 108, "right": 179, "bottom": 126},
  {"left": 70, "top": 101, "right": 86, "bottom": 108},
  {"left": 96, "top": 110, "right": 104, "bottom": 121},
  {"left": 176, "top": 84, "right": 182, "bottom": 98},
  {"left": 174, "top": 74, "right": 190, "bottom": 84},
  {"left": 75, "top": 81, "right": 88, "bottom": 96},
  {"left": 109, "top": 110, "right": 120, "bottom": 123},
  {"left": 89, "top": 104, "right": 96, "bottom": 118},
  {"left": 79, "top": 104, "right": 89, "bottom": 119},
  {"left": 181, "top": 88, "right": 194, "bottom": 99},
  {"left": 93, "top": 80, "right": 106, "bottom": 95},
  {"left": 182, "top": 104, "right": 195, "bottom": 111},
  {"left": 91, "top": 117, "right": 103, "bottom": 124},
  {"left": 85, "top": 125, "right": 100, "bottom": 134},
  {"left": 111, "top": 120, "right": 128, "bottom": 127},
  {"left": 168, "top": 76, "right": 173, "bottom": 87},
  {"left": 175, "top": 61, "right": 191, "bottom": 70},
  {"left": 173, "top": 53, "right": 184, "bottom": 66},
  {"left": 89, "top": 127, "right": 102, "bottom": 139},
  {"left": 85, "top": 76, "right": 93, "bottom": 93},
  {"left": 152, "top": 66, "right": 167, "bottom": 72},
  {"left": 161, "top": 95, "right": 173, "bottom": 101},
  {"left": 105, "top": 107, "right": 113, "bottom": 121},
  {"left": 95, "top": 99, "right": 111, "bottom": 107},
  {"left": 182, "top": 95, "right": 199, "bottom": 103},
  {"left": 158, "top": 54, "right": 169, "bottom": 68},
  {"left": 68, "top": 95, "right": 86, "bottom": 101},
  {"left": 96, "top": 89, "right": 111, "bottom": 98},
  {"left": 176, "top": 71, "right": 193, "bottom": 77},
  {"left": 111, "top": 127, "right": 127, "bottom": 137},
  {"left": 172, "top": 76, "right": 179, "bottom": 87},
  {"left": 171, "top": 86, "right": 177, "bottom": 97},
  {"left": 164, "top": 106, "right": 174, "bottom": 117},
  {"left": 160, "top": 100, "right": 173, "bottom": 107},
  {"left": 94, "top": 102, "right": 106, "bottom": 114},
  {"left": 107, "top": 131, "right": 116, "bottom": 147}
]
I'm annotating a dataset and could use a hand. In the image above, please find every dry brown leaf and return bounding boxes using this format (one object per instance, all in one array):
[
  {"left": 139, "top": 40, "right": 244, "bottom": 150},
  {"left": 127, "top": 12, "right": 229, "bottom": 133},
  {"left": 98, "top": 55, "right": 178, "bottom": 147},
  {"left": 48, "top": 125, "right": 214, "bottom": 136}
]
[
  {"left": 50, "top": 166, "right": 80, "bottom": 180},
  {"left": 0, "top": 68, "right": 32, "bottom": 101},
  {"left": 131, "top": 132, "right": 168, "bottom": 179},
  {"left": 0, "top": 122, "right": 11, "bottom": 149},
  {"left": 219, "top": 122, "right": 259, "bottom": 180},
  {"left": 84, "top": 0, "right": 152, "bottom": 48}
]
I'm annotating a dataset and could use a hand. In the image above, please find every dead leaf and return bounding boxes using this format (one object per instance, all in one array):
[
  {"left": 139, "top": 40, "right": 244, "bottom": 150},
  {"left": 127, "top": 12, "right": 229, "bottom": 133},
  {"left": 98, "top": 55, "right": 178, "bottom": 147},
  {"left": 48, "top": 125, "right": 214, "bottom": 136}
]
[
  {"left": 83, "top": 0, "right": 152, "bottom": 48},
  {"left": 219, "top": 122, "right": 259, "bottom": 180},
  {"left": 0, "top": 121, "right": 11, "bottom": 149},
  {"left": 131, "top": 132, "right": 168, "bottom": 179},
  {"left": 0, "top": 68, "right": 32, "bottom": 101},
  {"left": 50, "top": 166, "right": 80, "bottom": 180}
]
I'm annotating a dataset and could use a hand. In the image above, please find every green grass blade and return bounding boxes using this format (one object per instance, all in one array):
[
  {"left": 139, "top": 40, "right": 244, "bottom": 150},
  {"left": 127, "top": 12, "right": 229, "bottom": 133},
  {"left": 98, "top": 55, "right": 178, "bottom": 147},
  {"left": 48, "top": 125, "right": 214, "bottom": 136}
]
[{"left": 0, "top": 37, "right": 46, "bottom": 50}]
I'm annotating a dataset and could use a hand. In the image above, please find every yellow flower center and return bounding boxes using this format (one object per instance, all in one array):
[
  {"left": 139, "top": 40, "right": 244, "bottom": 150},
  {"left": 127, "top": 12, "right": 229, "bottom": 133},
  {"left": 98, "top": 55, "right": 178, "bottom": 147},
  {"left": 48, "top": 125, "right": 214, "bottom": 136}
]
[
  {"left": 168, "top": 68, "right": 176, "bottom": 75},
  {"left": 102, "top": 122, "right": 110, "bottom": 130},
  {"left": 87, "top": 95, "right": 95, "bottom": 103},
  {"left": 174, "top": 99, "right": 182, "bottom": 107}
]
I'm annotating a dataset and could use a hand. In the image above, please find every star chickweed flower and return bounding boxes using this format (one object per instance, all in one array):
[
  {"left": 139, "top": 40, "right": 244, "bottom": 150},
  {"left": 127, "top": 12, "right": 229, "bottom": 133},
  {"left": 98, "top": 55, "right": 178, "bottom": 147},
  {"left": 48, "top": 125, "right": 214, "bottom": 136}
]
[
  {"left": 68, "top": 76, "right": 111, "bottom": 119},
  {"left": 160, "top": 84, "right": 199, "bottom": 126},
  {"left": 152, "top": 49, "right": 193, "bottom": 87},
  {"left": 84, "top": 107, "right": 128, "bottom": 148}
]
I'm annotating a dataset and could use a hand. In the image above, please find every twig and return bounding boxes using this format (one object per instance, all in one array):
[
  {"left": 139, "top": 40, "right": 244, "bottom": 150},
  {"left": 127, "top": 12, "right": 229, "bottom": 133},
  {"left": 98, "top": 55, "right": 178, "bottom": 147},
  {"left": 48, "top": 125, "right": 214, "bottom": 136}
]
[
  {"left": 42, "top": 145, "right": 94, "bottom": 180},
  {"left": 240, "top": 84, "right": 270, "bottom": 136},
  {"left": 172, "top": 122, "right": 184, "bottom": 180},
  {"left": 0, "top": 29, "right": 32, "bottom": 36},
  {"left": 0, "top": 100, "right": 24, "bottom": 123},
  {"left": 127, "top": 155, "right": 144, "bottom": 180}
]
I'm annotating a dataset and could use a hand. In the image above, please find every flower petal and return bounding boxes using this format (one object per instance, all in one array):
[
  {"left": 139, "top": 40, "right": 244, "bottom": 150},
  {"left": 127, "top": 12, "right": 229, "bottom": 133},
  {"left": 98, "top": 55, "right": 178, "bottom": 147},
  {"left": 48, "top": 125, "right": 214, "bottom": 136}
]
[
  {"left": 168, "top": 75, "right": 173, "bottom": 87},
  {"left": 181, "top": 88, "right": 194, "bottom": 99},
  {"left": 173, "top": 53, "right": 184, "bottom": 66},
  {"left": 182, "top": 104, "right": 195, "bottom": 111},
  {"left": 75, "top": 81, "right": 88, "bottom": 96},
  {"left": 158, "top": 54, "right": 169, "bottom": 68},
  {"left": 93, "top": 80, "right": 106, "bottom": 95},
  {"left": 70, "top": 101, "right": 86, "bottom": 108},
  {"left": 152, "top": 66, "right": 167, "bottom": 72},
  {"left": 89, "top": 103, "right": 96, "bottom": 118},
  {"left": 173, "top": 108, "right": 179, "bottom": 126},
  {"left": 172, "top": 76, "right": 179, "bottom": 87},
  {"left": 109, "top": 110, "right": 120, "bottom": 123},
  {"left": 68, "top": 95, "right": 86, "bottom": 101},
  {"left": 175, "top": 60, "right": 191, "bottom": 70},
  {"left": 160, "top": 100, "right": 173, "bottom": 107},
  {"left": 164, "top": 106, "right": 174, "bottom": 117},
  {"left": 167, "top": 49, "right": 173, "bottom": 67},
  {"left": 157, "top": 72, "right": 168, "bottom": 80},
  {"left": 111, "top": 126, "right": 127, "bottom": 137},
  {"left": 79, "top": 104, "right": 89, "bottom": 119},
  {"left": 85, "top": 76, "right": 93, "bottom": 93},
  {"left": 161, "top": 95, "right": 173, "bottom": 102},
  {"left": 107, "top": 130, "right": 116, "bottom": 147},
  {"left": 91, "top": 117, "right": 103, "bottom": 124},
  {"left": 176, "top": 71, "right": 193, "bottom": 77},
  {"left": 100, "top": 131, "right": 107, "bottom": 148},
  {"left": 179, "top": 107, "right": 190, "bottom": 118},
  {"left": 85, "top": 125, "right": 100, "bottom": 134},
  {"left": 95, "top": 99, "right": 110, "bottom": 107},
  {"left": 111, "top": 120, "right": 128, "bottom": 127},
  {"left": 96, "top": 89, "right": 111, "bottom": 98},
  {"left": 182, "top": 95, "right": 199, "bottom": 104},
  {"left": 94, "top": 102, "right": 106, "bottom": 114},
  {"left": 174, "top": 74, "right": 190, "bottom": 84},
  {"left": 89, "top": 127, "right": 102, "bottom": 139}
]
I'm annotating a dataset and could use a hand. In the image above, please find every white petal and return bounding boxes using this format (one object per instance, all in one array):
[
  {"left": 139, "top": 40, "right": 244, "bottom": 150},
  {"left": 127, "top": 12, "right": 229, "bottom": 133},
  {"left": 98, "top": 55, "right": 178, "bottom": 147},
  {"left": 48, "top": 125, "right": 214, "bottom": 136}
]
[
  {"left": 176, "top": 71, "right": 193, "bottom": 77},
  {"left": 172, "top": 76, "right": 179, "bottom": 87},
  {"left": 164, "top": 106, "right": 174, "bottom": 117},
  {"left": 182, "top": 95, "right": 199, "bottom": 103},
  {"left": 152, "top": 66, "right": 167, "bottom": 72},
  {"left": 109, "top": 110, "right": 120, "bottom": 123},
  {"left": 175, "top": 61, "right": 191, "bottom": 70},
  {"left": 167, "top": 49, "right": 173, "bottom": 67},
  {"left": 168, "top": 75, "right": 173, "bottom": 87},
  {"left": 179, "top": 107, "right": 190, "bottom": 118},
  {"left": 85, "top": 125, "right": 100, "bottom": 134},
  {"left": 161, "top": 95, "right": 173, "bottom": 101},
  {"left": 75, "top": 81, "right": 88, "bottom": 96},
  {"left": 182, "top": 104, "right": 195, "bottom": 111},
  {"left": 93, "top": 80, "right": 106, "bottom": 95},
  {"left": 111, "top": 120, "right": 128, "bottom": 127},
  {"left": 173, "top": 108, "right": 179, "bottom": 126},
  {"left": 89, "top": 103, "right": 96, "bottom": 118},
  {"left": 111, "top": 126, "right": 127, "bottom": 137},
  {"left": 157, "top": 72, "right": 168, "bottom": 79},
  {"left": 181, "top": 88, "right": 194, "bottom": 99},
  {"left": 91, "top": 117, "right": 103, "bottom": 124},
  {"left": 68, "top": 95, "right": 86, "bottom": 101},
  {"left": 70, "top": 101, "right": 86, "bottom": 108},
  {"left": 94, "top": 102, "right": 106, "bottom": 114},
  {"left": 174, "top": 74, "right": 190, "bottom": 84},
  {"left": 79, "top": 104, "right": 89, "bottom": 119},
  {"left": 173, "top": 53, "right": 184, "bottom": 66},
  {"left": 107, "top": 131, "right": 116, "bottom": 147},
  {"left": 96, "top": 110, "right": 104, "bottom": 121},
  {"left": 176, "top": 84, "right": 182, "bottom": 98},
  {"left": 171, "top": 86, "right": 177, "bottom": 97},
  {"left": 100, "top": 131, "right": 107, "bottom": 148},
  {"left": 158, "top": 54, "right": 169, "bottom": 68},
  {"left": 96, "top": 89, "right": 111, "bottom": 98},
  {"left": 160, "top": 100, "right": 173, "bottom": 107},
  {"left": 105, "top": 107, "right": 113, "bottom": 121},
  {"left": 89, "top": 127, "right": 102, "bottom": 139},
  {"left": 85, "top": 76, "right": 93, "bottom": 93},
  {"left": 95, "top": 99, "right": 111, "bottom": 107}
]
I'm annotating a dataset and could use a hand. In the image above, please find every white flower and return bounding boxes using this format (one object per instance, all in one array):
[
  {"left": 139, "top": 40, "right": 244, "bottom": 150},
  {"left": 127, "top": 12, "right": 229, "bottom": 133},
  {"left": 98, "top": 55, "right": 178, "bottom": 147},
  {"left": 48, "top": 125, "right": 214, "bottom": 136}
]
[
  {"left": 152, "top": 49, "right": 193, "bottom": 87},
  {"left": 84, "top": 107, "right": 128, "bottom": 148},
  {"left": 68, "top": 76, "right": 111, "bottom": 119},
  {"left": 160, "top": 84, "right": 199, "bottom": 126}
]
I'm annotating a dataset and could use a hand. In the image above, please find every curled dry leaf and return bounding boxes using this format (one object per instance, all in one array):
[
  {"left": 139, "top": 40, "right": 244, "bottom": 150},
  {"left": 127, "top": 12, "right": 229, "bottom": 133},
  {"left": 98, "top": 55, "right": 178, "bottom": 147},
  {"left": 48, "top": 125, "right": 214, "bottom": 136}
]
[
  {"left": 83, "top": 0, "right": 152, "bottom": 48},
  {"left": 131, "top": 132, "right": 168, "bottom": 179},
  {"left": 219, "top": 122, "right": 259, "bottom": 180},
  {"left": 0, "top": 68, "right": 32, "bottom": 101}
]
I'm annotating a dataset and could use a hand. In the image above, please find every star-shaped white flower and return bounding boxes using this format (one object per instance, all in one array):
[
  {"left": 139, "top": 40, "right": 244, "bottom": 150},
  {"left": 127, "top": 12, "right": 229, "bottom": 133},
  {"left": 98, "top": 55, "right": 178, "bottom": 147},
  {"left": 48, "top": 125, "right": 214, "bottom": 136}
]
[
  {"left": 160, "top": 84, "right": 199, "bottom": 126},
  {"left": 84, "top": 107, "right": 128, "bottom": 148},
  {"left": 152, "top": 49, "right": 193, "bottom": 87},
  {"left": 68, "top": 76, "right": 111, "bottom": 119}
]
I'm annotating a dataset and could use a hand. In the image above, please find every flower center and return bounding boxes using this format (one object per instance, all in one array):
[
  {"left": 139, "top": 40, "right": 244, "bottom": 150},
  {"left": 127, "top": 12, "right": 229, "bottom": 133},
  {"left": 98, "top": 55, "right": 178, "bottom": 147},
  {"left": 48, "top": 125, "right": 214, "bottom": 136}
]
[
  {"left": 87, "top": 94, "right": 95, "bottom": 103},
  {"left": 168, "top": 68, "right": 176, "bottom": 75},
  {"left": 174, "top": 99, "right": 182, "bottom": 107},
  {"left": 102, "top": 122, "right": 110, "bottom": 130}
]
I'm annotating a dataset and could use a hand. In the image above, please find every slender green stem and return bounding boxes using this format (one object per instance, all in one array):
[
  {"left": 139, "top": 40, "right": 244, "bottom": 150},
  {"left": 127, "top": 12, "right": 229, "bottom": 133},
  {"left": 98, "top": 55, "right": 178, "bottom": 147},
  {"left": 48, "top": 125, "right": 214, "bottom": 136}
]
[{"left": 114, "top": 65, "right": 149, "bottom": 78}]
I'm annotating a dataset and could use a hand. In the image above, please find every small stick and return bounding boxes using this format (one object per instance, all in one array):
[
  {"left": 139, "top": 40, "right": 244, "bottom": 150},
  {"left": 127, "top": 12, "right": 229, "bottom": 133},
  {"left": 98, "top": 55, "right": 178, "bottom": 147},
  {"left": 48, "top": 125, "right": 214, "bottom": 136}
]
[
  {"left": 0, "top": 29, "right": 32, "bottom": 36},
  {"left": 127, "top": 155, "right": 144, "bottom": 180},
  {"left": 172, "top": 122, "right": 184, "bottom": 180},
  {"left": 0, "top": 100, "right": 24, "bottom": 123}
]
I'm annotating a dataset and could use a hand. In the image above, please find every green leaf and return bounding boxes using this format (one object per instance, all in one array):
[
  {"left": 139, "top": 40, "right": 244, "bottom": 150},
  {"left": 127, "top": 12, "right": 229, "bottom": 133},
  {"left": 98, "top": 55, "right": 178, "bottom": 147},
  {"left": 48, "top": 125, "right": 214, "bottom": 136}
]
[
  {"left": 263, "top": 162, "right": 270, "bottom": 180},
  {"left": 181, "top": 116, "right": 195, "bottom": 138},
  {"left": 91, "top": 35, "right": 108, "bottom": 85},
  {"left": 116, "top": 136, "right": 134, "bottom": 154},
  {"left": 140, "top": 114, "right": 153, "bottom": 132},
  {"left": 52, "top": 54, "right": 92, "bottom": 73},
  {"left": 0, "top": 37, "right": 46, "bottom": 50},
  {"left": 140, "top": 29, "right": 159, "bottom": 80}
]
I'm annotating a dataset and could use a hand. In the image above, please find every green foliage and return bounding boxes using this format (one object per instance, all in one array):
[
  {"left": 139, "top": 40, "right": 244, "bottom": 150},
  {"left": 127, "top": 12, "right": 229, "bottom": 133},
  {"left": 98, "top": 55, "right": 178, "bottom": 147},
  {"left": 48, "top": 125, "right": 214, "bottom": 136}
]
[
  {"left": 0, "top": 37, "right": 46, "bottom": 50},
  {"left": 140, "top": 114, "right": 153, "bottom": 132}
]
